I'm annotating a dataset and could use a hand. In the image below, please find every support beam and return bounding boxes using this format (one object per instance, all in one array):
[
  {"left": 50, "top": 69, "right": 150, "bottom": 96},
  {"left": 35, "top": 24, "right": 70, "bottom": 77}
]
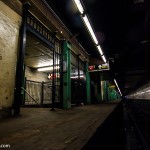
[
  {"left": 14, "top": 2, "right": 31, "bottom": 116},
  {"left": 103, "top": 81, "right": 107, "bottom": 101},
  {"left": 41, "top": 82, "right": 44, "bottom": 106},
  {"left": 21, "top": 65, "right": 26, "bottom": 105},
  {"left": 101, "top": 80, "right": 107, "bottom": 101},
  {"left": 51, "top": 32, "right": 57, "bottom": 111},
  {"left": 97, "top": 76, "right": 101, "bottom": 102},
  {"left": 62, "top": 41, "right": 71, "bottom": 108},
  {"left": 85, "top": 62, "right": 91, "bottom": 104}
]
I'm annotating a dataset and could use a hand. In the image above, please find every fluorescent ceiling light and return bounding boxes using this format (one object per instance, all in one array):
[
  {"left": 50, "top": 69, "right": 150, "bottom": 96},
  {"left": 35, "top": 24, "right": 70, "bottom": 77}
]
[
  {"left": 73, "top": 0, "right": 107, "bottom": 62},
  {"left": 71, "top": 75, "right": 84, "bottom": 78},
  {"left": 38, "top": 66, "right": 60, "bottom": 72},
  {"left": 73, "top": 0, "right": 84, "bottom": 14},
  {"left": 83, "top": 15, "right": 98, "bottom": 45},
  {"left": 38, "top": 67, "right": 53, "bottom": 71},
  {"left": 114, "top": 79, "right": 122, "bottom": 96},
  {"left": 97, "top": 45, "right": 103, "bottom": 55},
  {"left": 101, "top": 55, "right": 106, "bottom": 63},
  {"left": 71, "top": 70, "right": 83, "bottom": 75},
  {"left": 36, "top": 59, "right": 60, "bottom": 68},
  {"left": 37, "top": 61, "right": 53, "bottom": 68}
]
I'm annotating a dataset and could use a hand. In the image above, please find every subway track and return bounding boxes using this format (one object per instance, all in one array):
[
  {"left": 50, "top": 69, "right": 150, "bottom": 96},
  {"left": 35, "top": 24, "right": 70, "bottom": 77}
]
[
  {"left": 82, "top": 101, "right": 125, "bottom": 150},
  {"left": 124, "top": 99, "right": 150, "bottom": 150},
  {"left": 82, "top": 100, "right": 150, "bottom": 150}
]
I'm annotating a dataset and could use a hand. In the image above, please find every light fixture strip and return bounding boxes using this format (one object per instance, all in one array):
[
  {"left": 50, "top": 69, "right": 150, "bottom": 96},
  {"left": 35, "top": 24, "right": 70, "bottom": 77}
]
[
  {"left": 71, "top": 75, "right": 84, "bottom": 78},
  {"left": 73, "top": 0, "right": 84, "bottom": 14},
  {"left": 82, "top": 15, "right": 98, "bottom": 45},
  {"left": 73, "top": 0, "right": 107, "bottom": 63},
  {"left": 114, "top": 79, "right": 122, "bottom": 96},
  {"left": 38, "top": 67, "right": 53, "bottom": 71},
  {"left": 97, "top": 45, "right": 103, "bottom": 55},
  {"left": 38, "top": 66, "right": 60, "bottom": 72},
  {"left": 101, "top": 55, "right": 106, "bottom": 63}
]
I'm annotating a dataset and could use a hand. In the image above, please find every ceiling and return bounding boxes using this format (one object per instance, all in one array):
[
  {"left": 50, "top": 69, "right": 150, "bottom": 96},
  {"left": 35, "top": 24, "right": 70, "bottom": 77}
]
[
  {"left": 25, "top": 32, "right": 53, "bottom": 70},
  {"left": 44, "top": 0, "right": 150, "bottom": 96}
]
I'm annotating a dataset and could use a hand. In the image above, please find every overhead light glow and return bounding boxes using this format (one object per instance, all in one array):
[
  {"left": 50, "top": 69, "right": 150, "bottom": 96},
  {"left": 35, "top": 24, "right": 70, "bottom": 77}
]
[
  {"left": 37, "top": 61, "right": 53, "bottom": 68},
  {"left": 97, "top": 45, "right": 103, "bottom": 55},
  {"left": 101, "top": 55, "right": 106, "bottom": 63},
  {"left": 73, "top": 0, "right": 107, "bottom": 63},
  {"left": 38, "top": 66, "right": 60, "bottom": 72},
  {"left": 71, "top": 75, "right": 84, "bottom": 79},
  {"left": 83, "top": 15, "right": 98, "bottom": 45},
  {"left": 36, "top": 59, "right": 60, "bottom": 68},
  {"left": 114, "top": 79, "right": 122, "bottom": 96},
  {"left": 73, "top": 0, "right": 84, "bottom": 14}
]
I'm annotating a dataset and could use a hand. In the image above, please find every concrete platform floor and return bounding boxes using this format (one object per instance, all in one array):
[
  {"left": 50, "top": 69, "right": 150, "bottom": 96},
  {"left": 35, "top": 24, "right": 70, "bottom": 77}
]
[{"left": 0, "top": 102, "right": 120, "bottom": 150}]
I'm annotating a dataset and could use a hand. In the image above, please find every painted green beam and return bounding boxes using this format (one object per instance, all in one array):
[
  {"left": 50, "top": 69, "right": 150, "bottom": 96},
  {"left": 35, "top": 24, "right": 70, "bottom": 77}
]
[
  {"left": 97, "top": 75, "right": 101, "bottom": 102},
  {"left": 62, "top": 41, "right": 71, "bottom": 108},
  {"left": 85, "top": 62, "right": 91, "bottom": 104}
]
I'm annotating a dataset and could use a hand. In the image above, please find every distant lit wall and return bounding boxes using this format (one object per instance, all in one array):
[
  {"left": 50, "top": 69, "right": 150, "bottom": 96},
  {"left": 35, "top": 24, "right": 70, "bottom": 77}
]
[
  {"left": 127, "top": 82, "right": 150, "bottom": 100},
  {"left": 25, "top": 66, "right": 49, "bottom": 82}
]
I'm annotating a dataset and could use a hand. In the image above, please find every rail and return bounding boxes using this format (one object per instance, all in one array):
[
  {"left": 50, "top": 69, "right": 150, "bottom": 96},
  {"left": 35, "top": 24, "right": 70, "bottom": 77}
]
[{"left": 124, "top": 101, "right": 150, "bottom": 150}]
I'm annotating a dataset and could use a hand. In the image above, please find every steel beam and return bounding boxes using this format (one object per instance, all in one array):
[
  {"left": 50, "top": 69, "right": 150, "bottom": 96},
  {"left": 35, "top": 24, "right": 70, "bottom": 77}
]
[
  {"left": 14, "top": 2, "right": 31, "bottom": 115},
  {"left": 85, "top": 62, "right": 91, "bottom": 104}
]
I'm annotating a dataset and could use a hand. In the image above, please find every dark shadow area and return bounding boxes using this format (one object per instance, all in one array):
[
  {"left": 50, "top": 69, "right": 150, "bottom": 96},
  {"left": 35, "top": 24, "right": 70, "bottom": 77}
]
[
  {"left": 125, "top": 99, "right": 150, "bottom": 149},
  {"left": 71, "top": 79, "right": 86, "bottom": 104},
  {"left": 82, "top": 102, "right": 125, "bottom": 150}
]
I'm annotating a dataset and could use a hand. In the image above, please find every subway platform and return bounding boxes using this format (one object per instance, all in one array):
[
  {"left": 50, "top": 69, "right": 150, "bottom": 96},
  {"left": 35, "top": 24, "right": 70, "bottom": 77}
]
[{"left": 0, "top": 101, "right": 123, "bottom": 150}]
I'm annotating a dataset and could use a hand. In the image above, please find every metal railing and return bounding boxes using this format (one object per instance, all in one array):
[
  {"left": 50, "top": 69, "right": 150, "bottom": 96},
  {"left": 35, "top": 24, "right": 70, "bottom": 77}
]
[
  {"left": 26, "top": 12, "right": 54, "bottom": 44},
  {"left": 22, "top": 87, "right": 41, "bottom": 107}
]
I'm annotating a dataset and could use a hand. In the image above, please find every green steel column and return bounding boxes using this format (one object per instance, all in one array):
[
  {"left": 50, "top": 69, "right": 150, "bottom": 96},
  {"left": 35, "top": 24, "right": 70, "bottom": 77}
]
[
  {"left": 97, "top": 76, "right": 101, "bottom": 102},
  {"left": 85, "top": 62, "right": 91, "bottom": 104},
  {"left": 100, "top": 81, "right": 103, "bottom": 101},
  {"left": 107, "top": 87, "right": 111, "bottom": 101},
  {"left": 112, "top": 89, "right": 117, "bottom": 100},
  {"left": 103, "top": 81, "right": 107, "bottom": 101},
  {"left": 106, "top": 81, "right": 109, "bottom": 101},
  {"left": 62, "top": 41, "right": 71, "bottom": 108}
]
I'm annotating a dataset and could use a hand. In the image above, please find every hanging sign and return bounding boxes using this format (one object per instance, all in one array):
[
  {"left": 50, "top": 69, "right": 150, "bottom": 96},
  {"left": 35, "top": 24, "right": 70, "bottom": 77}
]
[{"left": 88, "top": 63, "right": 110, "bottom": 72}]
